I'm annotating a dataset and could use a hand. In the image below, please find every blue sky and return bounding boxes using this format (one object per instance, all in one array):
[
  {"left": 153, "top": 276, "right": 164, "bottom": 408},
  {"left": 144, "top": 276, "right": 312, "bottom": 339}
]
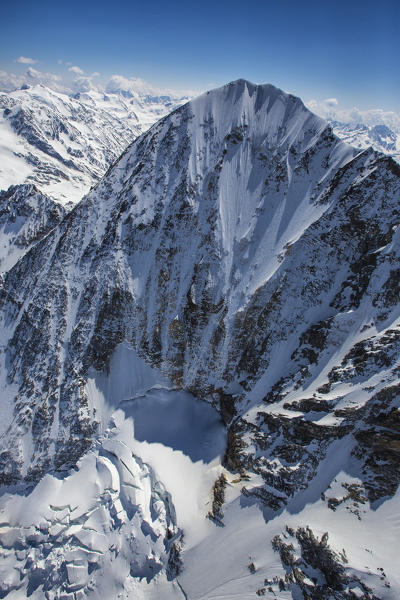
[{"left": 1, "top": 0, "right": 399, "bottom": 111}]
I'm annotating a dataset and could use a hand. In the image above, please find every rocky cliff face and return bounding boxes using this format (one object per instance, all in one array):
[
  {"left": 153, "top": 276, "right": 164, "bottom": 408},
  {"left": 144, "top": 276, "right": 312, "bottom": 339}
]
[
  {"left": 0, "top": 80, "right": 399, "bottom": 599},
  {"left": 0, "top": 184, "right": 65, "bottom": 273}
]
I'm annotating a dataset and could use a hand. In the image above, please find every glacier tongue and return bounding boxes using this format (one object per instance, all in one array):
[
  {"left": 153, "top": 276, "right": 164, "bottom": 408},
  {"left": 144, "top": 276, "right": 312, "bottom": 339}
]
[{"left": 0, "top": 418, "right": 182, "bottom": 599}]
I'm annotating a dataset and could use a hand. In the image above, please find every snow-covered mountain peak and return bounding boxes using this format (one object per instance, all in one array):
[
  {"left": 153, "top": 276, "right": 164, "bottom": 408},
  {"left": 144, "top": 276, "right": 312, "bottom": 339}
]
[
  {"left": 188, "top": 79, "right": 327, "bottom": 144},
  {"left": 87, "top": 79, "right": 354, "bottom": 304},
  {"left": 0, "top": 80, "right": 399, "bottom": 599}
]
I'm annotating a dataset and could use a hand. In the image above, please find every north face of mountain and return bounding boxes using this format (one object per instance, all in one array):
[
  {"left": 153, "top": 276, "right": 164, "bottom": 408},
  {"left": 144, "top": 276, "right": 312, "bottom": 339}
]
[
  {"left": 1, "top": 78, "right": 399, "bottom": 484},
  {"left": 0, "top": 80, "right": 399, "bottom": 599}
]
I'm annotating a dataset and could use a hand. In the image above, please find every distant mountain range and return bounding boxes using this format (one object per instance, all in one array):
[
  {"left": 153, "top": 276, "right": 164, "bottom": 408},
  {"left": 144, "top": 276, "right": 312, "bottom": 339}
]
[
  {"left": 0, "top": 83, "right": 188, "bottom": 204},
  {"left": 330, "top": 119, "right": 400, "bottom": 161}
]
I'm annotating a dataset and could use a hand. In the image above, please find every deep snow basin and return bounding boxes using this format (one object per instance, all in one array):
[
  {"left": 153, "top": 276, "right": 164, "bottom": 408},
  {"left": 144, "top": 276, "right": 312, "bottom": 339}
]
[
  {"left": 0, "top": 343, "right": 228, "bottom": 599},
  {"left": 86, "top": 342, "right": 227, "bottom": 548},
  {"left": 2, "top": 342, "right": 399, "bottom": 600}
]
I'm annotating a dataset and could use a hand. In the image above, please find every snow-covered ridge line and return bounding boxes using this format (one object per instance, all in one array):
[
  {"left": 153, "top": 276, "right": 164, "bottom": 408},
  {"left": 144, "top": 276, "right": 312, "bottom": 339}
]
[
  {"left": 0, "top": 79, "right": 399, "bottom": 599},
  {"left": 0, "top": 83, "right": 189, "bottom": 204},
  {"left": 1, "top": 79, "right": 399, "bottom": 212}
]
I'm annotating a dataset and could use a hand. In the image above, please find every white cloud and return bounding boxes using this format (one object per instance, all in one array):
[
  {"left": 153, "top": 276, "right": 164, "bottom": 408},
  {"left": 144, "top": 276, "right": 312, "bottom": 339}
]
[
  {"left": 106, "top": 74, "right": 153, "bottom": 95},
  {"left": 72, "top": 75, "right": 100, "bottom": 93},
  {"left": 27, "top": 66, "right": 60, "bottom": 83},
  {"left": 105, "top": 74, "right": 192, "bottom": 98},
  {"left": 25, "top": 67, "right": 69, "bottom": 93},
  {"left": 91, "top": 72, "right": 100, "bottom": 77},
  {"left": 306, "top": 98, "right": 400, "bottom": 133},
  {"left": 0, "top": 67, "right": 70, "bottom": 93},
  {"left": 324, "top": 97, "right": 338, "bottom": 107},
  {"left": 68, "top": 65, "right": 84, "bottom": 75},
  {"left": 0, "top": 70, "right": 26, "bottom": 91},
  {"left": 16, "top": 56, "right": 37, "bottom": 65}
]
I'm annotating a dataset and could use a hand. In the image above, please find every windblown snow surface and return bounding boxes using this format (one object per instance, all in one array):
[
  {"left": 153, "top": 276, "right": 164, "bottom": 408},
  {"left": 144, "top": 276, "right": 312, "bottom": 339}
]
[{"left": 0, "top": 80, "right": 399, "bottom": 599}]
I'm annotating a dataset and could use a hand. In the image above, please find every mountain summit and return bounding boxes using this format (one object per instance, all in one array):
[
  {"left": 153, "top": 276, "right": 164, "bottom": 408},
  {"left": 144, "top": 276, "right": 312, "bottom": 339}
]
[{"left": 0, "top": 80, "right": 399, "bottom": 599}]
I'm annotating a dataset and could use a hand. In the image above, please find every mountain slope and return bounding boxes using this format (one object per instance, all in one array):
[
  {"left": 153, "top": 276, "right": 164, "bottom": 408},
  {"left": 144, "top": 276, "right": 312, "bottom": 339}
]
[
  {"left": 0, "top": 84, "right": 187, "bottom": 204},
  {"left": 0, "top": 184, "right": 65, "bottom": 273},
  {"left": 0, "top": 80, "right": 399, "bottom": 599}
]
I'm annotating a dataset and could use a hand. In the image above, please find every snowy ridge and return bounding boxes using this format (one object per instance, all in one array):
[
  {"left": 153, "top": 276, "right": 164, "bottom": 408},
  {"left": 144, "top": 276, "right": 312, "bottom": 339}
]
[
  {"left": 0, "top": 79, "right": 399, "bottom": 598},
  {"left": 0, "top": 84, "right": 187, "bottom": 204},
  {"left": 331, "top": 120, "right": 400, "bottom": 162}
]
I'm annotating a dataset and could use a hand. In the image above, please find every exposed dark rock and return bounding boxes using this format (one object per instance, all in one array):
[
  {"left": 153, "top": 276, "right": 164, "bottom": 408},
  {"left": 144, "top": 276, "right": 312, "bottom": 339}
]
[
  {"left": 0, "top": 81, "right": 399, "bottom": 529},
  {"left": 223, "top": 419, "right": 248, "bottom": 473},
  {"left": 208, "top": 473, "right": 227, "bottom": 523},
  {"left": 272, "top": 526, "right": 383, "bottom": 599}
]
